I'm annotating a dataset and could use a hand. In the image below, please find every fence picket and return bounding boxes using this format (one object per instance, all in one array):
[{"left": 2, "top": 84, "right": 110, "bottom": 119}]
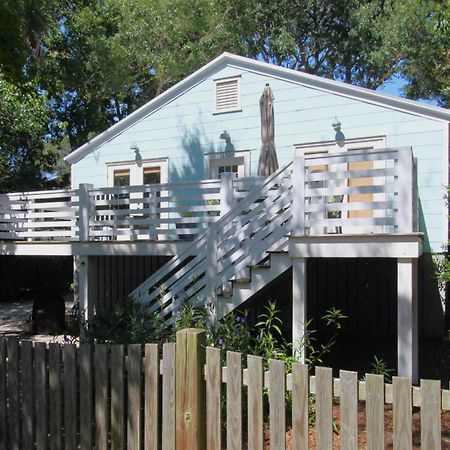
[
  {"left": 127, "top": 344, "right": 142, "bottom": 450},
  {"left": 340, "top": 370, "right": 358, "bottom": 450},
  {"left": 393, "top": 377, "right": 412, "bottom": 450},
  {"left": 247, "top": 355, "right": 263, "bottom": 450},
  {"left": 421, "top": 379, "right": 441, "bottom": 450},
  {"left": 145, "top": 344, "right": 159, "bottom": 450},
  {"left": 366, "top": 374, "right": 384, "bottom": 450},
  {"left": 315, "top": 366, "right": 333, "bottom": 450},
  {"left": 206, "top": 347, "right": 221, "bottom": 450},
  {"left": 49, "top": 343, "right": 62, "bottom": 450},
  {"left": 34, "top": 342, "right": 47, "bottom": 450},
  {"left": 226, "top": 351, "right": 242, "bottom": 450},
  {"left": 63, "top": 344, "right": 77, "bottom": 450},
  {"left": 21, "top": 341, "right": 33, "bottom": 450},
  {"left": 269, "top": 359, "right": 286, "bottom": 450},
  {"left": 162, "top": 343, "right": 176, "bottom": 450},
  {"left": 95, "top": 344, "right": 108, "bottom": 450},
  {"left": 0, "top": 339, "right": 7, "bottom": 450},
  {"left": 79, "top": 344, "right": 93, "bottom": 450},
  {"left": 291, "top": 363, "right": 309, "bottom": 450},
  {"left": 111, "top": 344, "right": 125, "bottom": 450}
]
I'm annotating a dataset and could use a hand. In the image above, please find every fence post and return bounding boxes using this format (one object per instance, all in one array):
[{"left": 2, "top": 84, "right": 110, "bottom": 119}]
[
  {"left": 219, "top": 172, "right": 235, "bottom": 216},
  {"left": 176, "top": 329, "right": 207, "bottom": 450},
  {"left": 291, "top": 156, "right": 306, "bottom": 236},
  {"left": 78, "top": 183, "right": 93, "bottom": 241}
]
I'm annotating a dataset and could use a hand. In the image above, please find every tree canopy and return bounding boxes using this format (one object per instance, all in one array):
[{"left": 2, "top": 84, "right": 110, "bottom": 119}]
[{"left": 0, "top": 0, "right": 448, "bottom": 192}]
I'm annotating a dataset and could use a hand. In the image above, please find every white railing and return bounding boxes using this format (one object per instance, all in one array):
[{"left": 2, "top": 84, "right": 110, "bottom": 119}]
[
  {"left": 129, "top": 162, "right": 294, "bottom": 322},
  {"left": 0, "top": 147, "right": 416, "bottom": 243},
  {"left": 0, "top": 189, "right": 78, "bottom": 241},
  {"left": 130, "top": 147, "right": 416, "bottom": 323}
]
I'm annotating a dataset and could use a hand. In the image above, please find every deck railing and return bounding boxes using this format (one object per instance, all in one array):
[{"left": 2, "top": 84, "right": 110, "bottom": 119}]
[{"left": 0, "top": 147, "right": 417, "bottom": 242}]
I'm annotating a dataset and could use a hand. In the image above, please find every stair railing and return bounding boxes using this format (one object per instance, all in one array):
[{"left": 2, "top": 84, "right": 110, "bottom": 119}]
[{"left": 129, "top": 161, "right": 295, "bottom": 323}]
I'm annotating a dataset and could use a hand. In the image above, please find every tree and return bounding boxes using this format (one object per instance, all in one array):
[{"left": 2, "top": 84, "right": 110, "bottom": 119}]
[{"left": 0, "top": 75, "right": 57, "bottom": 192}]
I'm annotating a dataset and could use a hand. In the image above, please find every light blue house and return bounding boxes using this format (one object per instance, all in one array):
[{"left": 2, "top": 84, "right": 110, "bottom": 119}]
[{"left": 2, "top": 53, "right": 450, "bottom": 381}]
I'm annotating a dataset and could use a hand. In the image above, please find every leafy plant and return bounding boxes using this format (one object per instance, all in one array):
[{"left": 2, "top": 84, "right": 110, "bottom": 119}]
[{"left": 369, "top": 355, "right": 394, "bottom": 383}]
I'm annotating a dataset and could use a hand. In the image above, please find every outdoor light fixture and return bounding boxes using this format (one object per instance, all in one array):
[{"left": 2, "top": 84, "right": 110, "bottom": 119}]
[
  {"left": 131, "top": 143, "right": 142, "bottom": 164},
  {"left": 332, "top": 117, "right": 342, "bottom": 132},
  {"left": 219, "top": 130, "right": 230, "bottom": 141}
]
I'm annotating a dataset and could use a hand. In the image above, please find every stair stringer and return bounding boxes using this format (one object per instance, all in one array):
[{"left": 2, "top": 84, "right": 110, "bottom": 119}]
[{"left": 216, "top": 251, "right": 293, "bottom": 320}]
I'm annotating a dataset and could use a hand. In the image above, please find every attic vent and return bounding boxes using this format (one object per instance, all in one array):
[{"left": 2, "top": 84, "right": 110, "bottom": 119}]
[{"left": 214, "top": 76, "right": 241, "bottom": 114}]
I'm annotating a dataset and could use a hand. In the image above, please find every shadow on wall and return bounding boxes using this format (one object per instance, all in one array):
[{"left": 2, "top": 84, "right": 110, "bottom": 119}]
[{"left": 417, "top": 200, "right": 445, "bottom": 338}]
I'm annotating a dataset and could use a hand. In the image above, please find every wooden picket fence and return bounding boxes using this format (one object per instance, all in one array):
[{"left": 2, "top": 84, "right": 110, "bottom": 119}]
[{"left": 0, "top": 331, "right": 449, "bottom": 450}]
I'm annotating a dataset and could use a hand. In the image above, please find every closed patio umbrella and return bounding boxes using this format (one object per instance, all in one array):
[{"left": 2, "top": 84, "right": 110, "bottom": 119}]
[{"left": 258, "top": 84, "right": 279, "bottom": 176}]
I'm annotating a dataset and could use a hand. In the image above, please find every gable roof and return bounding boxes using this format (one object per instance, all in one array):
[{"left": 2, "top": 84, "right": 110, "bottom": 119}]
[{"left": 65, "top": 52, "right": 450, "bottom": 165}]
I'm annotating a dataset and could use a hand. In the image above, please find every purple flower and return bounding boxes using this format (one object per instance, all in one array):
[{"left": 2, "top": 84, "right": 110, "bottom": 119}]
[
  {"left": 236, "top": 315, "right": 245, "bottom": 324},
  {"left": 218, "top": 338, "right": 224, "bottom": 346}
]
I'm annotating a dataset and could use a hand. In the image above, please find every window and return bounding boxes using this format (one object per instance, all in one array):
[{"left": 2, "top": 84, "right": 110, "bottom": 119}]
[
  {"left": 213, "top": 76, "right": 241, "bottom": 114},
  {"left": 204, "top": 150, "right": 250, "bottom": 179},
  {"left": 107, "top": 159, "right": 168, "bottom": 186}
]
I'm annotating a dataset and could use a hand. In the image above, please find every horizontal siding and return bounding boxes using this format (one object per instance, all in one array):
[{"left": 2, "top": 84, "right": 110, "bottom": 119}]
[{"left": 73, "top": 66, "right": 446, "bottom": 252}]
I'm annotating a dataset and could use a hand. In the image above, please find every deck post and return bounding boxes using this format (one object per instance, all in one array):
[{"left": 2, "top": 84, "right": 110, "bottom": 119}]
[
  {"left": 74, "top": 255, "right": 91, "bottom": 329},
  {"left": 79, "top": 183, "right": 93, "bottom": 241},
  {"left": 396, "top": 148, "right": 413, "bottom": 233},
  {"left": 292, "top": 257, "right": 307, "bottom": 363},
  {"left": 291, "top": 157, "right": 305, "bottom": 236},
  {"left": 175, "top": 329, "right": 206, "bottom": 450},
  {"left": 219, "top": 172, "right": 235, "bottom": 216},
  {"left": 397, "top": 257, "right": 418, "bottom": 383}
]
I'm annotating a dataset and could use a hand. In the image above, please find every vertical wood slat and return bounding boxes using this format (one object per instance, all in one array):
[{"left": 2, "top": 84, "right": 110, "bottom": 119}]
[
  {"left": 79, "top": 344, "right": 93, "bottom": 450},
  {"left": 315, "top": 366, "right": 333, "bottom": 450},
  {"left": 226, "top": 351, "right": 242, "bottom": 450},
  {"left": 0, "top": 339, "right": 7, "bottom": 450},
  {"left": 162, "top": 343, "right": 176, "bottom": 450},
  {"left": 64, "top": 344, "right": 77, "bottom": 450},
  {"left": 7, "top": 338, "right": 20, "bottom": 450},
  {"left": 95, "top": 344, "right": 108, "bottom": 450},
  {"left": 144, "top": 344, "right": 159, "bottom": 450},
  {"left": 111, "top": 344, "right": 125, "bottom": 450},
  {"left": 421, "top": 379, "right": 441, "bottom": 450},
  {"left": 206, "top": 347, "right": 221, "bottom": 450},
  {"left": 49, "top": 343, "right": 62, "bottom": 450},
  {"left": 127, "top": 344, "right": 142, "bottom": 450},
  {"left": 247, "top": 355, "right": 263, "bottom": 450},
  {"left": 291, "top": 363, "right": 309, "bottom": 450},
  {"left": 269, "top": 359, "right": 286, "bottom": 450},
  {"left": 34, "top": 342, "right": 47, "bottom": 450},
  {"left": 21, "top": 341, "right": 34, "bottom": 450},
  {"left": 366, "top": 374, "right": 385, "bottom": 450},
  {"left": 340, "top": 370, "right": 358, "bottom": 450},
  {"left": 393, "top": 377, "right": 412, "bottom": 450}
]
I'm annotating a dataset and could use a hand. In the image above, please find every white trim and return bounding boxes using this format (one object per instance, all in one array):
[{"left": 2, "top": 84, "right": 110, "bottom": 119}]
[
  {"left": 64, "top": 53, "right": 450, "bottom": 165},
  {"left": 443, "top": 123, "right": 449, "bottom": 251},
  {"left": 204, "top": 150, "right": 250, "bottom": 178},
  {"left": 289, "top": 233, "right": 423, "bottom": 258},
  {"left": 106, "top": 158, "right": 168, "bottom": 186},
  {"left": 213, "top": 75, "right": 241, "bottom": 114}
]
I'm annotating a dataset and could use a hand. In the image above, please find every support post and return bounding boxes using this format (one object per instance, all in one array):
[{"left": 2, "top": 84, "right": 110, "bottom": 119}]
[
  {"left": 291, "top": 157, "right": 306, "bottom": 236},
  {"left": 397, "top": 257, "right": 418, "bottom": 383},
  {"left": 292, "top": 257, "right": 307, "bottom": 363},
  {"left": 78, "top": 183, "right": 93, "bottom": 241},
  {"left": 176, "top": 329, "right": 206, "bottom": 450},
  {"left": 74, "top": 255, "right": 91, "bottom": 331},
  {"left": 219, "top": 172, "right": 235, "bottom": 216},
  {"left": 205, "top": 227, "right": 218, "bottom": 326},
  {"left": 396, "top": 148, "right": 413, "bottom": 233}
]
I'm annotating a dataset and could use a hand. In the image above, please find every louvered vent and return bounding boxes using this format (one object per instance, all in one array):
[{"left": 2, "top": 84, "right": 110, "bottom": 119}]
[{"left": 214, "top": 76, "right": 241, "bottom": 113}]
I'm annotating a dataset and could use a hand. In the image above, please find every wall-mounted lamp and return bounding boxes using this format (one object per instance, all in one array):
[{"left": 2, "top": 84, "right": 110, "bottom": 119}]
[
  {"left": 131, "top": 143, "right": 142, "bottom": 164},
  {"left": 219, "top": 130, "right": 231, "bottom": 142},
  {"left": 332, "top": 117, "right": 342, "bottom": 132}
]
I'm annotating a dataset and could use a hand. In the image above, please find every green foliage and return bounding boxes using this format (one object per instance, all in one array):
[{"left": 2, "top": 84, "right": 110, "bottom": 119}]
[
  {"left": 83, "top": 301, "right": 170, "bottom": 344},
  {"left": 369, "top": 355, "right": 394, "bottom": 383}
]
